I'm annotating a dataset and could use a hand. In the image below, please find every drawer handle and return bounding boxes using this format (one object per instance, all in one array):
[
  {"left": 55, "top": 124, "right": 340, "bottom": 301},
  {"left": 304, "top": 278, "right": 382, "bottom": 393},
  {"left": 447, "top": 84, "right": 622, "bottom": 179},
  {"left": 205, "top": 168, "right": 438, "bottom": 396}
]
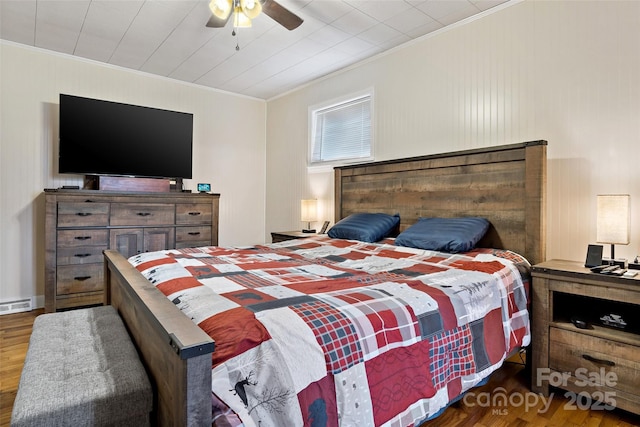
[
  {"left": 74, "top": 253, "right": 91, "bottom": 258},
  {"left": 75, "top": 236, "right": 91, "bottom": 241},
  {"left": 76, "top": 212, "right": 92, "bottom": 217},
  {"left": 137, "top": 212, "right": 152, "bottom": 217},
  {"left": 74, "top": 276, "right": 91, "bottom": 281},
  {"left": 188, "top": 212, "right": 201, "bottom": 216},
  {"left": 188, "top": 232, "right": 201, "bottom": 236},
  {"left": 582, "top": 354, "right": 615, "bottom": 366}
]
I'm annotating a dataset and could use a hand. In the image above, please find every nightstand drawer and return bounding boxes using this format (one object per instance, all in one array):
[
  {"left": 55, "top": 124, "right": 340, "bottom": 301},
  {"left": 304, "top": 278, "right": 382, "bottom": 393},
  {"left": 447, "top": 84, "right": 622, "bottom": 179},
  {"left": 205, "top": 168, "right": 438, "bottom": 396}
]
[
  {"left": 549, "top": 327, "right": 640, "bottom": 396},
  {"left": 57, "top": 202, "right": 110, "bottom": 227}
]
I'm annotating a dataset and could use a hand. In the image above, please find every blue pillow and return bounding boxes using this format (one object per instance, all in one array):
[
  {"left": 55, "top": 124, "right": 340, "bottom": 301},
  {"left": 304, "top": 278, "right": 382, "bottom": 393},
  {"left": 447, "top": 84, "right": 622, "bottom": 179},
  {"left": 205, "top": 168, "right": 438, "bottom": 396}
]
[
  {"left": 328, "top": 213, "right": 400, "bottom": 243},
  {"left": 394, "top": 217, "right": 490, "bottom": 253}
]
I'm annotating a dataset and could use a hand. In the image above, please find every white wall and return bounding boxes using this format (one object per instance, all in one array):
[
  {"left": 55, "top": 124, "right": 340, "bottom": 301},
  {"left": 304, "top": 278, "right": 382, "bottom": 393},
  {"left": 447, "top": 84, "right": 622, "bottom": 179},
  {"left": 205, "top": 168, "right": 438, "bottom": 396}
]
[
  {"left": 266, "top": 0, "right": 640, "bottom": 264},
  {"left": 0, "top": 42, "right": 267, "bottom": 305}
]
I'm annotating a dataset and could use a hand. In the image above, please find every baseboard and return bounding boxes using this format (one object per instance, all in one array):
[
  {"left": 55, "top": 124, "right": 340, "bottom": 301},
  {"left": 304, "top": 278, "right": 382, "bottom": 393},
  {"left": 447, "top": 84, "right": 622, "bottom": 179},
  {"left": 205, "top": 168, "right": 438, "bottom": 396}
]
[
  {"left": 0, "top": 298, "right": 32, "bottom": 315},
  {"left": 0, "top": 295, "right": 44, "bottom": 315}
]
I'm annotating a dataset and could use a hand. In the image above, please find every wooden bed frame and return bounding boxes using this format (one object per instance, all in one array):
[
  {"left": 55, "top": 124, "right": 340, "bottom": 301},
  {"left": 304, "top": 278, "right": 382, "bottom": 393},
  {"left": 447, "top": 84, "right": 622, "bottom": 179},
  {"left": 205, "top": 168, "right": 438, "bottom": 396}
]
[{"left": 104, "top": 140, "right": 547, "bottom": 426}]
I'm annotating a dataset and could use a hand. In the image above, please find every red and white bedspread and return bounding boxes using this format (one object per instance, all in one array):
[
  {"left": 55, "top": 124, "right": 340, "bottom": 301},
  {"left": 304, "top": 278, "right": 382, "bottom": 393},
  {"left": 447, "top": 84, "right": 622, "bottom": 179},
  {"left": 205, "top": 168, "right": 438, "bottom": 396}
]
[{"left": 129, "top": 235, "right": 531, "bottom": 427}]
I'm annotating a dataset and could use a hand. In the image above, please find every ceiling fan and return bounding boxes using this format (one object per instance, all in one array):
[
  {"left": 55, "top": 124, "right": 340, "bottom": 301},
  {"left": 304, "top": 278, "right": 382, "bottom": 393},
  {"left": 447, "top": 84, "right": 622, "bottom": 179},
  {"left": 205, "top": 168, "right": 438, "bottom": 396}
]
[{"left": 206, "top": 0, "right": 303, "bottom": 31}]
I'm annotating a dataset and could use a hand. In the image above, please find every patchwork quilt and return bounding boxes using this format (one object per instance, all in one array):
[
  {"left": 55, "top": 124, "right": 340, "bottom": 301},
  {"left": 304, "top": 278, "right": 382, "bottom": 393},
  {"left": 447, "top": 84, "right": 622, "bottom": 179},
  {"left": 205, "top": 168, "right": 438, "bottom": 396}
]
[{"left": 129, "top": 235, "right": 531, "bottom": 427}]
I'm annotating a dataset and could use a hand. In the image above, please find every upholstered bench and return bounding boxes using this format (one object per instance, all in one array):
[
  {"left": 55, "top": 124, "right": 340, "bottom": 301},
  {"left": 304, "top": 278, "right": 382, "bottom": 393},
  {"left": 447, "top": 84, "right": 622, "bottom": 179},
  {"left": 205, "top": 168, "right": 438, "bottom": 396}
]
[{"left": 11, "top": 306, "right": 153, "bottom": 427}]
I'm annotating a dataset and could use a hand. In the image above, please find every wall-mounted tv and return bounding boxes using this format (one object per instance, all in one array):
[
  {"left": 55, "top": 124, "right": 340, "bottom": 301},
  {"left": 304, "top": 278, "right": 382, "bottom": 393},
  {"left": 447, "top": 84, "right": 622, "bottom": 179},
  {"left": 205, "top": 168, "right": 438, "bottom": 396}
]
[{"left": 58, "top": 94, "right": 193, "bottom": 179}]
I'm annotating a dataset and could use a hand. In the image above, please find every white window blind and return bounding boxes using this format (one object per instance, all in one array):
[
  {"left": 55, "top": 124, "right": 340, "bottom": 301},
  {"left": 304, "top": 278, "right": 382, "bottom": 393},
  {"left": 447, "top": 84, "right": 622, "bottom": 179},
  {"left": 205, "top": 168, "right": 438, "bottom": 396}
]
[{"left": 310, "top": 94, "right": 372, "bottom": 165}]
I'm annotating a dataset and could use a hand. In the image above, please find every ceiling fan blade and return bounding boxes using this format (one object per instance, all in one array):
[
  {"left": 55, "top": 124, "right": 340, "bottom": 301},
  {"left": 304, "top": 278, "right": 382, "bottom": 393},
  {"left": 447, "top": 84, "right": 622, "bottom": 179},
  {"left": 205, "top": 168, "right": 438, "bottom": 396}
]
[
  {"left": 260, "top": 0, "right": 303, "bottom": 30},
  {"left": 206, "top": 13, "right": 231, "bottom": 28}
]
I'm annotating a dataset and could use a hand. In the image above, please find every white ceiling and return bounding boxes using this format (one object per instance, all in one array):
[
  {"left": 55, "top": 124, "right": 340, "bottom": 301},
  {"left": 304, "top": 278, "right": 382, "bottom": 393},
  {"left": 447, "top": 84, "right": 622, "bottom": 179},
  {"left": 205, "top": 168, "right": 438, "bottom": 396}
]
[{"left": 0, "top": 0, "right": 510, "bottom": 100}]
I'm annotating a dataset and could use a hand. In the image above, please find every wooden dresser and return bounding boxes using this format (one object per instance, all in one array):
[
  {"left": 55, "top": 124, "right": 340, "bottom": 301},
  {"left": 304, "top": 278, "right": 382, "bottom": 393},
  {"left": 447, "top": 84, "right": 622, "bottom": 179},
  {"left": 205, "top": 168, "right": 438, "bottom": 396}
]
[
  {"left": 44, "top": 189, "right": 220, "bottom": 312},
  {"left": 531, "top": 259, "right": 640, "bottom": 415}
]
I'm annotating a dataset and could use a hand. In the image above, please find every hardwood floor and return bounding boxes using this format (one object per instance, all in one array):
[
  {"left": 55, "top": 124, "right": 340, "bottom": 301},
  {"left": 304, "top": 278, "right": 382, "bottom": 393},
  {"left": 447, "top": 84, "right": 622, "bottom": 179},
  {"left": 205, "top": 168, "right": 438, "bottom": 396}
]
[
  {"left": 0, "top": 308, "right": 43, "bottom": 427},
  {"left": 419, "top": 354, "right": 639, "bottom": 427},
  {"left": 1, "top": 310, "right": 638, "bottom": 427}
]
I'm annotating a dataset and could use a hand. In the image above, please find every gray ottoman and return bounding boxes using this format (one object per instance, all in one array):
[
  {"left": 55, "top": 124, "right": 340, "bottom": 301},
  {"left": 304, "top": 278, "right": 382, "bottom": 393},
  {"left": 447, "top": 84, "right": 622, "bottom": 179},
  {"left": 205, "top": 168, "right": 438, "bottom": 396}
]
[{"left": 11, "top": 306, "right": 152, "bottom": 427}]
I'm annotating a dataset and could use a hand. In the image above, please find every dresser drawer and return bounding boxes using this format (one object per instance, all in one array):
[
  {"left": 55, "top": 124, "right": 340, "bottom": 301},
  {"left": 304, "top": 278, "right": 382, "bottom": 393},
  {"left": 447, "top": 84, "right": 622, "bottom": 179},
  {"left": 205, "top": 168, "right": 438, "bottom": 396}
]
[
  {"left": 176, "top": 226, "right": 212, "bottom": 247},
  {"left": 57, "top": 247, "right": 106, "bottom": 265},
  {"left": 111, "top": 203, "right": 175, "bottom": 226},
  {"left": 56, "top": 264, "right": 104, "bottom": 295},
  {"left": 176, "top": 203, "right": 212, "bottom": 225},
  {"left": 549, "top": 327, "right": 640, "bottom": 396},
  {"left": 57, "top": 202, "right": 109, "bottom": 227},
  {"left": 55, "top": 293, "right": 105, "bottom": 310},
  {"left": 57, "top": 229, "right": 109, "bottom": 247}
]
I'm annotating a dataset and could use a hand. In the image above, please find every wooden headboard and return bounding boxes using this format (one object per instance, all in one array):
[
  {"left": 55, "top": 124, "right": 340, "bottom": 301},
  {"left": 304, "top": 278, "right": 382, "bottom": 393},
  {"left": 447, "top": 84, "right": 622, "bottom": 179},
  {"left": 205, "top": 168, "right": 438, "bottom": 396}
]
[{"left": 334, "top": 141, "right": 547, "bottom": 265}]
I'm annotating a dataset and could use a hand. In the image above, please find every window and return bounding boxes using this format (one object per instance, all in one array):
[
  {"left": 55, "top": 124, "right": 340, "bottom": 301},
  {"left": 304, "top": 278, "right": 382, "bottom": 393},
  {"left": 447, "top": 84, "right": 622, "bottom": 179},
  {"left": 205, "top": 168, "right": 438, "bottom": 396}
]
[{"left": 309, "top": 91, "right": 373, "bottom": 166}]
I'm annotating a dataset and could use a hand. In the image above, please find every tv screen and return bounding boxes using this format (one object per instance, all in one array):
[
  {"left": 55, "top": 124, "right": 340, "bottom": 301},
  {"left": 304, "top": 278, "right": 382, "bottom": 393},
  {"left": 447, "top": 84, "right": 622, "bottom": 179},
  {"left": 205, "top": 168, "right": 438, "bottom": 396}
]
[{"left": 59, "top": 94, "right": 193, "bottom": 179}]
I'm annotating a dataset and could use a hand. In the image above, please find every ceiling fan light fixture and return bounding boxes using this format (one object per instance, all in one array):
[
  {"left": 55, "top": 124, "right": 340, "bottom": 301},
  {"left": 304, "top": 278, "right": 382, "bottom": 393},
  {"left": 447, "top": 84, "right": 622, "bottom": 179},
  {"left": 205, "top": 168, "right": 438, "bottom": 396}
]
[
  {"left": 209, "top": 0, "right": 232, "bottom": 20},
  {"left": 233, "top": 6, "right": 252, "bottom": 28},
  {"left": 240, "top": 0, "right": 262, "bottom": 19}
]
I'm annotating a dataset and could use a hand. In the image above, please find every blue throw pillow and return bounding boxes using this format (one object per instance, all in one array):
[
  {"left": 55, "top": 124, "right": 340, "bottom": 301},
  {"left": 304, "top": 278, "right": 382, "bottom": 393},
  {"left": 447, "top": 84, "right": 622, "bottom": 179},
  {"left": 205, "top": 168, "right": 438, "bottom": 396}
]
[
  {"left": 328, "top": 213, "right": 400, "bottom": 243},
  {"left": 394, "top": 217, "right": 490, "bottom": 253}
]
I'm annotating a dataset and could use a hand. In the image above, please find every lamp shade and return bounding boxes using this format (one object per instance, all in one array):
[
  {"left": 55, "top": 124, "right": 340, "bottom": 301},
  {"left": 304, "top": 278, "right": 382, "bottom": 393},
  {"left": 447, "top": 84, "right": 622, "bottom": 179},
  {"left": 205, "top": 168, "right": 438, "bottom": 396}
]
[
  {"left": 240, "top": 0, "right": 262, "bottom": 19},
  {"left": 596, "top": 194, "right": 630, "bottom": 245},
  {"left": 301, "top": 199, "right": 318, "bottom": 223},
  {"left": 232, "top": 6, "right": 252, "bottom": 27},
  {"left": 209, "top": 0, "right": 232, "bottom": 20}
]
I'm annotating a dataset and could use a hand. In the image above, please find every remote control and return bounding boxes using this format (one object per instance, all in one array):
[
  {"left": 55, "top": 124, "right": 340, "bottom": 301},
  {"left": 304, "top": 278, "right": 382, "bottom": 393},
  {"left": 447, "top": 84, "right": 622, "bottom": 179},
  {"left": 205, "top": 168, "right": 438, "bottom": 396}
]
[
  {"left": 590, "top": 264, "right": 610, "bottom": 273},
  {"left": 600, "top": 265, "right": 619, "bottom": 274}
]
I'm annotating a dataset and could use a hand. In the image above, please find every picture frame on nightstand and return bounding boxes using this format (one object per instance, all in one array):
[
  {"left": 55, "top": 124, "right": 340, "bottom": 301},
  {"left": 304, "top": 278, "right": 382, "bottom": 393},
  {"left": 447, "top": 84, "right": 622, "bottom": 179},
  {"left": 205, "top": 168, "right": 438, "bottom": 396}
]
[
  {"left": 584, "top": 244, "right": 603, "bottom": 267},
  {"left": 319, "top": 221, "right": 330, "bottom": 234}
]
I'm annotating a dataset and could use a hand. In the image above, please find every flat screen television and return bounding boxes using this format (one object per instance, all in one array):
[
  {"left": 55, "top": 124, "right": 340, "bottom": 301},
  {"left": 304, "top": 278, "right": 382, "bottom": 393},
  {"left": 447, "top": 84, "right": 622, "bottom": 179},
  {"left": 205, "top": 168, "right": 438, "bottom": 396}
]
[{"left": 58, "top": 94, "right": 193, "bottom": 179}]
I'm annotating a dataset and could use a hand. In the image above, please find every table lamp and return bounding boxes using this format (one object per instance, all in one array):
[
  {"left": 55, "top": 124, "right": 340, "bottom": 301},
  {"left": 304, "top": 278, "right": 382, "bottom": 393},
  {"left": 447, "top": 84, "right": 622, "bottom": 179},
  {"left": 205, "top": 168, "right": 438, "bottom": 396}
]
[
  {"left": 596, "top": 194, "right": 630, "bottom": 266},
  {"left": 301, "top": 199, "right": 317, "bottom": 233}
]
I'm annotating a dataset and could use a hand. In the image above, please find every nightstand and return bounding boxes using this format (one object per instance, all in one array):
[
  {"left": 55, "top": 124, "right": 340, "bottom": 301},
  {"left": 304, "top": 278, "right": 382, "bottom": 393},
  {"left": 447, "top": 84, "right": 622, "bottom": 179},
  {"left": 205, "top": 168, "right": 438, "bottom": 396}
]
[
  {"left": 270, "top": 230, "right": 316, "bottom": 243},
  {"left": 531, "top": 259, "right": 640, "bottom": 415}
]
